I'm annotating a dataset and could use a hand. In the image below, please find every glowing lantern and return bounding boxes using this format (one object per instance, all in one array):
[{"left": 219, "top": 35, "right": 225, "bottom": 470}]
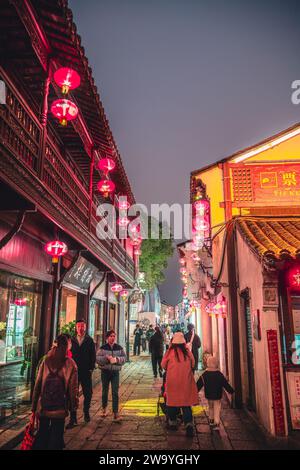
[
  {"left": 54, "top": 67, "right": 81, "bottom": 94},
  {"left": 179, "top": 258, "right": 186, "bottom": 266},
  {"left": 118, "top": 217, "right": 130, "bottom": 227},
  {"left": 98, "top": 158, "right": 116, "bottom": 174},
  {"left": 97, "top": 179, "right": 115, "bottom": 198},
  {"left": 14, "top": 298, "right": 28, "bottom": 307},
  {"left": 128, "top": 224, "right": 140, "bottom": 235},
  {"left": 51, "top": 99, "right": 78, "bottom": 126},
  {"left": 111, "top": 283, "right": 123, "bottom": 293},
  {"left": 288, "top": 267, "right": 300, "bottom": 289},
  {"left": 193, "top": 199, "right": 210, "bottom": 216},
  {"left": 193, "top": 216, "right": 210, "bottom": 232},
  {"left": 45, "top": 240, "right": 68, "bottom": 263},
  {"left": 117, "top": 197, "right": 130, "bottom": 210},
  {"left": 120, "top": 289, "right": 129, "bottom": 300},
  {"left": 180, "top": 267, "right": 187, "bottom": 275},
  {"left": 134, "top": 248, "right": 141, "bottom": 256}
]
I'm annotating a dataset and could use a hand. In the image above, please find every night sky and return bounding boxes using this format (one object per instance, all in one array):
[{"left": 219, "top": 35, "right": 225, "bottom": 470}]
[{"left": 70, "top": 0, "right": 300, "bottom": 305}]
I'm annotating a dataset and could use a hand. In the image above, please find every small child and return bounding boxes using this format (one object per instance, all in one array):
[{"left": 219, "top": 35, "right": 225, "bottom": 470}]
[{"left": 197, "top": 356, "right": 234, "bottom": 431}]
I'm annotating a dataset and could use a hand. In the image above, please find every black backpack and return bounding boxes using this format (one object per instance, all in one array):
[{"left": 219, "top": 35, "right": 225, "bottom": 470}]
[{"left": 41, "top": 365, "right": 66, "bottom": 411}]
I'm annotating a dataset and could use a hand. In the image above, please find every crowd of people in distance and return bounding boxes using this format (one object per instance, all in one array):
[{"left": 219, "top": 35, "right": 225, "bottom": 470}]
[{"left": 28, "top": 319, "right": 234, "bottom": 449}]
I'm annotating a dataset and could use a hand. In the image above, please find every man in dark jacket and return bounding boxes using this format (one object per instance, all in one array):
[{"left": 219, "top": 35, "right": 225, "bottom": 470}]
[
  {"left": 184, "top": 323, "right": 201, "bottom": 372},
  {"left": 67, "top": 319, "right": 96, "bottom": 427},
  {"left": 96, "top": 330, "right": 126, "bottom": 422},
  {"left": 149, "top": 326, "right": 164, "bottom": 378},
  {"left": 133, "top": 324, "right": 143, "bottom": 356}
]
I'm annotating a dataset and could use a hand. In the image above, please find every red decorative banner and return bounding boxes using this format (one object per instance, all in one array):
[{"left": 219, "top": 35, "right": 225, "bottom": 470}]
[{"left": 267, "top": 329, "right": 286, "bottom": 436}]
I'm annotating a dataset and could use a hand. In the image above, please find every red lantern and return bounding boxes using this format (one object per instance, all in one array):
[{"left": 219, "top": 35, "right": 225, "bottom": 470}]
[
  {"left": 118, "top": 217, "right": 130, "bottom": 227},
  {"left": 180, "top": 267, "right": 187, "bottom": 274},
  {"left": 288, "top": 267, "right": 300, "bottom": 289},
  {"left": 51, "top": 99, "right": 78, "bottom": 126},
  {"left": 98, "top": 158, "right": 116, "bottom": 174},
  {"left": 117, "top": 197, "right": 130, "bottom": 210},
  {"left": 193, "top": 199, "right": 210, "bottom": 215},
  {"left": 14, "top": 298, "right": 28, "bottom": 307},
  {"left": 192, "top": 253, "right": 201, "bottom": 262},
  {"left": 179, "top": 258, "right": 186, "bottom": 266},
  {"left": 97, "top": 179, "right": 115, "bottom": 198},
  {"left": 54, "top": 67, "right": 81, "bottom": 94},
  {"left": 45, "top": 240, "right": 68, "bottom": 264},
  {"left": 193, "top": 216, "right": 210, "bottom": 232},
  {"left": 134, "top": 248, "right": 141, "bottom": 256},
  {"left": 111, "top": 283, "right": 123, "bottom": 293}
]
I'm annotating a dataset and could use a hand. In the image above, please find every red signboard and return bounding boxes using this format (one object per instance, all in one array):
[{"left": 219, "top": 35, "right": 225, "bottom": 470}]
[
  {"left": 231, "top": 164, "right": 300, "bottom": 206},
  {"left": 267, "top": 329, "right": 286, "bottom": 436}
]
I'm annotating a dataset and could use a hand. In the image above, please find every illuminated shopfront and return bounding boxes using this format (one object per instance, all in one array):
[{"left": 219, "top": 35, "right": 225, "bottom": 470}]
[{"left": 0, "top": 271, "right": 42, "bottom": 411}]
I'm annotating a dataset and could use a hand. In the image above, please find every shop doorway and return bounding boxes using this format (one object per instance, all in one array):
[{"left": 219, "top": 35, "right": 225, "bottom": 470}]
[
  {"left": 241, "top": 289, "right": 256, "bottom": 411},
  {"left": 108, "top": 303, "right": 118, "bottom": 332}
]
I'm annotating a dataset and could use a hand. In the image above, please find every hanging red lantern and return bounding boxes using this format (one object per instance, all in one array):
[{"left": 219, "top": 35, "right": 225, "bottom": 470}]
[
  {"left": 97, "top": 179, "right": 115, "bottom": 198},
  {"left": 118, "top": 217, "right": 130, "bottom": 227},
  {"left": 45, "top": 240, "right": 68, "bottom": 264},
  {"left": 54, "top": 67, "right": 81, "bottom": 94},
  {"left": 98, "top": 158, "right": 116, "bottom": 174},
  {"left": 134, "top": 248, "right": 141, "bottom": 256},
  {"left": 288, "top": 266, "right": 300, "bottom": 289},
  {"left": 193, "top": 216, "right": 210, "bottom": 232},
  {"left": 51, "top": 99, "right": 78, "bottom": 126},
  {"left": 117, "top": 197, "right": 130, "bottom": 210},
  {"left": 193, "top": 199, "right": 210, "bottom": 215},
  {"left": 14, "top": 298, "right": 28, "bottom": 307},
  {"left": 192, "top": 253, "right": 201, "bottom": 262},
  {"left": 111, "top": 283, "right": 123, "bottom": 293},
  {"left": 180, "top": 267, "right": 187, "bottom": 274}
]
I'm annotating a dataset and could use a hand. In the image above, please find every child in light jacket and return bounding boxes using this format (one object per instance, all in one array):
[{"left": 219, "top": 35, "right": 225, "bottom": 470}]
[{"left": 197, "top": 356, "right": 234, "bottom": 431}]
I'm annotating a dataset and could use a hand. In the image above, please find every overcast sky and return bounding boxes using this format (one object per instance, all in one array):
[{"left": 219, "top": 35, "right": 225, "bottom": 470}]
[{"left": 70, "top": 0, "right": 300, "bottom": 305}]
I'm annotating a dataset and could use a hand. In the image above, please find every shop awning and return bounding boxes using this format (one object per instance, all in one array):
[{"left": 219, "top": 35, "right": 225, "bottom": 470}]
[{"left": 236, "top": 217, "right": 300, "bottom": 261}]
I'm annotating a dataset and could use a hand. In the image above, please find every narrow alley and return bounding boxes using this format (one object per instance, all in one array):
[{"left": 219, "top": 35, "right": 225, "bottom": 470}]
[{"left": 63, "top": 356, "right": 267, "bottom": 451}]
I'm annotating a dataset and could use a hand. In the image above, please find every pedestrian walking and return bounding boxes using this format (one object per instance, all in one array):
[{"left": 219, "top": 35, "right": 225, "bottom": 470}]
[
  {"left": 67, "top": 319, "right": 96, "bottom": 427},
  {"left": 184, "top": 323, "right": 201, "bottom": 371},
  {"left": 96, "top": 330, "right": 126, "bottom": 422},
  {"left": 149, "top": 326, "right": 164, "bottom": 378},
  {"left": 161, "top": 332, "right": 198, "bottom": 437},
  {"left": 141, "top": 327, "right": 147, "bottom": 353},
  {"left": 164, "top": 326, "right": 172, "bottom": 351},
  {"left": 197, "top": 356, "right": 234, "bottom": 431},
  {"left": 32, "top": 334, "right": 78, "bottom": 450},
  {"left": 146, "top": 324, "right": 155, "bottom": 352},
  {"left": 133, "top": 323, "right": 143, "bottom": 355}
]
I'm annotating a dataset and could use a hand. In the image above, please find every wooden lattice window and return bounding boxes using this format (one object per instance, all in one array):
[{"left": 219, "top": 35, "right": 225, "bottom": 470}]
[{"left": 232, "top": 167, "right": 253, "bottom": 202}]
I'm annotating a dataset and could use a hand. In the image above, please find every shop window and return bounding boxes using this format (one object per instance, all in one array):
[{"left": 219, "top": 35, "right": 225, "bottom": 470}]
[
  {"left": 0, "top": 271, "right": 42, "bottom": 413},
  {"left": 90, "top": 299, "right": 105, "bottom": 348},
  {"left": 59, "top": 288, "right": 77, "bottom": 332}
]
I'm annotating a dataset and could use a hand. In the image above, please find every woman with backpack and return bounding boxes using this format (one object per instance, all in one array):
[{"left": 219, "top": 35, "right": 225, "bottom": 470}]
[
  {"left": 161, "top": 332, "right": 198, "bottom": 437},
  {"left": 32, "top": 334, "right": 78, "bottom": 450}
]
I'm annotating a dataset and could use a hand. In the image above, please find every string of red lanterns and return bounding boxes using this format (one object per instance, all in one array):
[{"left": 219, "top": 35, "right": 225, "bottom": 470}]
[{"left": 51, "top": 67, "right": 80, "bottom": 126}]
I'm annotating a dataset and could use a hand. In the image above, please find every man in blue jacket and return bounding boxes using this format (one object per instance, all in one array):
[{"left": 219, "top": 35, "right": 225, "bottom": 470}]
[{"left": 96, "top": 330, "right": 126, "bottom": 422}]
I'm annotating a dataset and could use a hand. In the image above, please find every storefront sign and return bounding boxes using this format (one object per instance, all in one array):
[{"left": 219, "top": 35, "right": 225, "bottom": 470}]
[
  {"left": 286, "top": 371, "right": 300, "bottom": 430},
  {"left": 231, "top": 164, "right": 300, "bottom": 207},
  {"left": 62, "top": 256, "right": 98, "bottom": 293},
  {"left": 292, "top": 310, "right": 300, "bottom": 335},
  {"left": 267, "top": 329, "right": 286, "bottom": 436}
]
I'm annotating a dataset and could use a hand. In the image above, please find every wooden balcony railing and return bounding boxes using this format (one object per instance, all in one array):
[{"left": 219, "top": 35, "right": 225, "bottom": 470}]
[{"left": 0, "top": 70, "right": 135, "bottom": 282}]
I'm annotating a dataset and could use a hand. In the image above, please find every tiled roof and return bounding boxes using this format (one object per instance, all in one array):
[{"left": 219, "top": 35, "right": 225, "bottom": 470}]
[{"left": 236, "top": 218, "right": 300, "bottom": 261}]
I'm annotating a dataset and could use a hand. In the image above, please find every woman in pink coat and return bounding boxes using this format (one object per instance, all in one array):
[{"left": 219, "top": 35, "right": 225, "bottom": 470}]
[{"left": 161, "top": 332, "right": 199, "bottom": 437}]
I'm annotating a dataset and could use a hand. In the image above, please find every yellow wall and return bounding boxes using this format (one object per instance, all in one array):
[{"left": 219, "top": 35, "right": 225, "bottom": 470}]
[
  {"left": 194, "top": 165, "right": 225, "bottom": 236},
  {"left": 244, "top": 133, "right": 300, "bottom": 163}
]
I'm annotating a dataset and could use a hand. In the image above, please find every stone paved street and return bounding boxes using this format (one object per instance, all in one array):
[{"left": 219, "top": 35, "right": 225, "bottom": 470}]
[{"left": 64, "top": 356, "right": 268, "bottom": 451}]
